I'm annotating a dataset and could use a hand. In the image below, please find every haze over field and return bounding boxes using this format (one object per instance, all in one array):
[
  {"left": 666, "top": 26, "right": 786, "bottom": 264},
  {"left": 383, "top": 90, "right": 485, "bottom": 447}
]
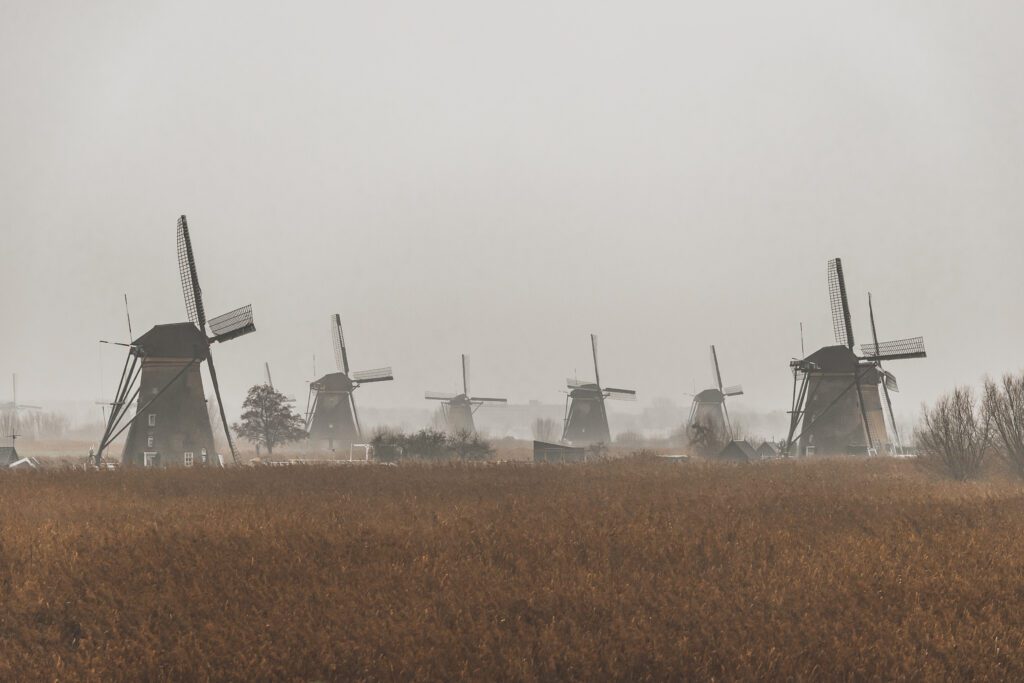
[{"left": 3, "top": 2, "right": 1023, "bottom": 425}]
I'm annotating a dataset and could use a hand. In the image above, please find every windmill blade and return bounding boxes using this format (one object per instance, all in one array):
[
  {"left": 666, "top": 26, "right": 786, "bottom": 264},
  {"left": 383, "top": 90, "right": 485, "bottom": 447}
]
[
  {"left": 462, "top": 354, "right": 470, "bottom": 397},
  {"left": 590, "top": 334, "right": 601, "bottom": 390},
  {"left": 860, "top": 337, "right": 927, "bottom": 361},
  {"left": 176, "top": 215, "right": 207, "bottom": 329},
  {"left": 604, "top": 387, "right": 637, "bottom": 401},
  {"left": 352, "top": 367, "right": 394, "bottom": 383},
  {"left": 205, "top": 349, "right": 239, "bottom": 465},
  {"left": 332, "top": 314, "right": 349, "bottom": 374},
  {"left": 425, "top": 391, "right": 457, "bottom": 401},
  {"left": 209, "top": 305, "right": 255, "bottom": 343},
  {"left": 882, "top": 370, "right": 899, "bottom": 393},
  {"left": 264, "top": 362, "right": 273, "bottom": 388},
  {"left": 710, "top": 345, "right": 724, "bottom": 392},
  {"left": 469, "top": 396, "right": 508, "bottom": 404},
  {"left": 827, "top": 258, "right": 855, "bottom": 350},
  {"left": 722, "top": 384, "right": 744, "bottom": 397}
]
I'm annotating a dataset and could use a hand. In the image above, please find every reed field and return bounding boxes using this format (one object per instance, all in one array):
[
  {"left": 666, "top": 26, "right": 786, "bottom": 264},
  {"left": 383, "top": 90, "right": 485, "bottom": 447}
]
[{"left": 3, "top": 456, "right": 1024, "bottom": 680}]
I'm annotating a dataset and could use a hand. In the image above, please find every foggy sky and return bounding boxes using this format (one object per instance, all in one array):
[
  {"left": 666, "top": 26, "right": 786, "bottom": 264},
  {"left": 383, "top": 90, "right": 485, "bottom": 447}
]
[{"left": 3, "top": 1, "right": 1023, "bottom": 427}]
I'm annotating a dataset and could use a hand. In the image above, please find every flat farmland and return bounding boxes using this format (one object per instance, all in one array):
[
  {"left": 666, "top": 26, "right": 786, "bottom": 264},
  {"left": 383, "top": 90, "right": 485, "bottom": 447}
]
[{"left": 2, "top": 457, "right": 1023, "bottom": 680}]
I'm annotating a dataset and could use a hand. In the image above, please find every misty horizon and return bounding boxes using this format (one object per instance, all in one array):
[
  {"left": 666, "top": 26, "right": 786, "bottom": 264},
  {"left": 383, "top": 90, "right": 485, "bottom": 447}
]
[{"left": 4, "top": 2, "right": 1023, "bottom": 434}]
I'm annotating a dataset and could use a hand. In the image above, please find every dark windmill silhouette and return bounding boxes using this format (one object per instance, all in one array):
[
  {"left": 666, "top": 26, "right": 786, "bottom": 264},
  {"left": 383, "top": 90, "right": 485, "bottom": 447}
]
[
  {"left": 95, "top": 215, "right": 255, "bottom": 467},
  {"left": 305, "top": 314, "right": 393, "bottom": 450},
  {"left": 425, "top": 355, "right": 507, "bottom": 434},
  {"left": 687, "top": 345, "right": 744, "bottom": 440},
  {"left": 784, "top": 258, "right": 925, "bottom": 457},
  {"left": 562, "top": 334, "right": 636, "bottom": 445},
  {"left": 2, "top": 374, "right": 40, "bottom": 464}
]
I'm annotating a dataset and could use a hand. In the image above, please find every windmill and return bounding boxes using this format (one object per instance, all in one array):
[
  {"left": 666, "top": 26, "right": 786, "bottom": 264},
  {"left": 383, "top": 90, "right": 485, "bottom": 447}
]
[
  {"left": 2, "top": 374, "right": 41, "bottom": 443},
  {"left": 562, "top": 334, "right": 636, "bottom": 445},
  {"left": 425, "top": 355, "right": 507, "bottom": 434},
  {"left": 95, "top": 215, "right": 255, "bottom": 467},
  {"left": 784, "top": 258, "right": 925, "bottom": 457},
  {"left": 305, "top": 314, "right": 393, "bottom": 450},
  {"left": 263, "top": 362, "right": 296, "bottom": 402},
  {"left": 687, "top": 346, "right": 744, "bottom": 440}
]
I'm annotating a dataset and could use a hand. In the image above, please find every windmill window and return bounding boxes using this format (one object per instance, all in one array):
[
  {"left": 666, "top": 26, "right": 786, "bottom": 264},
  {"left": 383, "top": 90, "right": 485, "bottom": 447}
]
[
  {"left": 147, "top": 436, "right": 154, "bottom": 448},
  {"left": 201, "top": 448, "right": 208, "bottom": 464},
  {"left": 143, "top": 452, "right": 157, "bottom": 467},
  {"left": 148, "top": 414, "right": 157, "bottom": 427},
  {"left": 184, "top": 452, "right": 194, "bottom": 467}
]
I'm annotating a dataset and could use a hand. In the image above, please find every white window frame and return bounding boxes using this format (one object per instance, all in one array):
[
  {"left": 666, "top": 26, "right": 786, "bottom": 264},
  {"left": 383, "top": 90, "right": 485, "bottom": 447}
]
[
  {"left": 147, "top": 435, "right": 154, "bottom": 448},
  {"left": 143, "top": 452, "right": 157, "bottom": 467},
  {"left": 148, "top": 413, "right": 157, "bottom": 427},
  {"left": 184, "top": 452, "right": 194, "bottom": 468}
]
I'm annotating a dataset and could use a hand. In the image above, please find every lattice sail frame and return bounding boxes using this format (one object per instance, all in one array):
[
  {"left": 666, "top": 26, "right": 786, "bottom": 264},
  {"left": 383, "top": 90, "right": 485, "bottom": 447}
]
[
  {"left": 828, "top": 258, "right": 854, "bottom": 350},
  {"left": 208, "top": 305, "right": 254, "bottom": 339},
  {"left": 176, "top": 215, "right": 206, "bottom": 329},
  {"left": 352, "top": 367, "right": 393, "bottom": 383},
  {"left": 604, "top": 388, "right": 637, "bottom": 401},
  {"left": 331, "top": 314, "right": 348, "bottom": 374},
  {"left": 860, "top": 337, "right": 927, "bottom": 361}
]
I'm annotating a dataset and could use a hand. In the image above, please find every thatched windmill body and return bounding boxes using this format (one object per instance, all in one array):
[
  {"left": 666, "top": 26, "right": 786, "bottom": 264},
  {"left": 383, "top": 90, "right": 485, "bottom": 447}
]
[
  {"left": 562, "top": 334, "right": 636, "bottom": 445},
  {"left": 784, "top": 258, "right": 925, "bottom": 456},
  {"left": 305, "top": 314, "right": 393, "bottom": 450},
  {"left": 687, "top": 345, "right": 744, "bottom": 440},
  {"left": 425, "top": 355, "right": 507, "bottom": 434},
  {"left": 96, "top": 216, "right": 255, "bottom": 467}
]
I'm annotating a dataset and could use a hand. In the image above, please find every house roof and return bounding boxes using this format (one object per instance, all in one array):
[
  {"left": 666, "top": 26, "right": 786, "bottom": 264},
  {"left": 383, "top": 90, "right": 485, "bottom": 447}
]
[
  {"left": 757, "top": 442, "right": 780, "bottom": 456},
  {"left": 717, "top": 440, "right": 757, "bottom": 461}
]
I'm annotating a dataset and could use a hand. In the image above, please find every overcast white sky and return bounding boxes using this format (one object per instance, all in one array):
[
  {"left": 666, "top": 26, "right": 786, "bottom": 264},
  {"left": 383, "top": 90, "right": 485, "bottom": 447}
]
[{"left": 2, "top": 1, "right": 1023, "bottom": 425}]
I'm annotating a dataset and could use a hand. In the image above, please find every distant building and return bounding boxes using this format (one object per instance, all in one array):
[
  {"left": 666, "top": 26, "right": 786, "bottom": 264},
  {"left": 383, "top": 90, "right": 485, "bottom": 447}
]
[
  {"left": 716, "top": 440, "right": 757, "bottom": 462},
  {"left": 756, "top": 442, "right": 780, "bottom": 460},
  {"left": 1, "top": 446, "right": 18, "bottom": 466},
  {"left": 533, "top": 441, "right": 587, "bottom": 464}
]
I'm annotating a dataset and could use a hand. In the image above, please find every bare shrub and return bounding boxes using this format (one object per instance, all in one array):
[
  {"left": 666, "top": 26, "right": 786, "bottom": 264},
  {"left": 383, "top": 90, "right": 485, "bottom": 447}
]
[
  {"left": 687, "top": 417, "right": 726, "bottom": 457},
  {"left": 983, "top": 373, "right": 1024, "bottom": 478},
  {"left": 370, "top": 428, "right": 494, "bottom": 462},
  {"left": 448, "top": 430, "right": 495, "bottom": 461},
  {"left": 915, "top": 387, "right": 991, "bottom": 481}
]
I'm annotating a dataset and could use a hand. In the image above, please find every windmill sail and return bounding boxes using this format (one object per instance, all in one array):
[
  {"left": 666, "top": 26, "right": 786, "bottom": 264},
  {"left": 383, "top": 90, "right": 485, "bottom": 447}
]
[
  {"left": 352, "top": 367, "right": 393, "bottom": 383},
  {"left": 860, "top": 337, "right": 927, "bottom": 361},
  {"left": 176, "top": 215, "right": 206, "bottom": 329},
  {"left": 827, "top": 258, "right": 854, "bottom": 350},
  {"left": 209, "top": 305, "right": 255, "bottom": 343},
  {"left": 332, "top": 314, "right": 349, "bottom": 374}
]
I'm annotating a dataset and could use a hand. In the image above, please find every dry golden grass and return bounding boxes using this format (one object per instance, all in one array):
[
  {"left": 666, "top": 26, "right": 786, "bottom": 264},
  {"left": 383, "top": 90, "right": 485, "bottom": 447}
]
[{"left": 3, "top": 457, "right": 1024, "bottom": 680}]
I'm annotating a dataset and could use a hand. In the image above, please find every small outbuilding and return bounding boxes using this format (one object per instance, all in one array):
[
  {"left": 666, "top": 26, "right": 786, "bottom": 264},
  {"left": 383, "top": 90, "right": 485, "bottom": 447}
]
[
  {"left": 756, "top": 441, "right": 780, "bottom": 460},
  {"left": 533, "top": 441, "right": 587, "bottom": 464},
  {"left": 716, "top": 440, "right": 758, "bottom": 462}
]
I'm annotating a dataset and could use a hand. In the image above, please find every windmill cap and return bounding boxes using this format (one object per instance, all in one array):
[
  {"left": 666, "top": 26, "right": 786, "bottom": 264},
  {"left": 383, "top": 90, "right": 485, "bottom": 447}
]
[{"left": 131, "top": 323, "right": 209, "bottom": 359}]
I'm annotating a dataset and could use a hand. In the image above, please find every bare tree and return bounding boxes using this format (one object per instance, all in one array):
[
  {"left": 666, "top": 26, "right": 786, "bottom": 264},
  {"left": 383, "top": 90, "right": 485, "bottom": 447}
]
[
  {"left": 687, "top": 416, "right": 726, "bottom": 457},
  {"left": 915, "top": 387, "right": 991, "bottom": 481},
  {"left": 983, "top": 373, "right": 1024, "bottom": 477}
]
